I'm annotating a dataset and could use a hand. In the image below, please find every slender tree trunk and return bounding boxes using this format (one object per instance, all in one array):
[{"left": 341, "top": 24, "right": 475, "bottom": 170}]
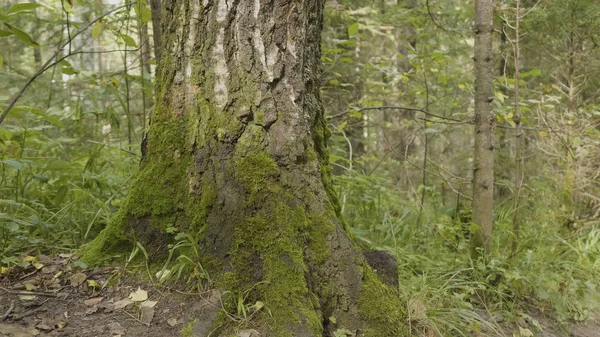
[
  {"left": 472, "top": 0, "right": 495, "bottom": 256},
  {"left": 83, "top": 1, "right": 404, "bottom": 336},
  {"left": 149, "top": 0, "right": 162, "bottom": 61},
  {"left": 511, "top": 0, "right": 524, "bottom": 253}
]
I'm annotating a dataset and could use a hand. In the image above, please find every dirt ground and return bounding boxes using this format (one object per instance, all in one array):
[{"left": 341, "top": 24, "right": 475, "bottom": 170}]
[
  {"left": 0, "top": 254, "right": 222, "bottom": 337},
  {"left": 1, "top": 254, "right": 600, "bottom": 337}
]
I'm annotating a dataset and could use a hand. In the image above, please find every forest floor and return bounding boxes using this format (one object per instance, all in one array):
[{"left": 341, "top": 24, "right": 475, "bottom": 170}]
[{"left": 1, "top": 254, "right": 599, "bottom": 337}]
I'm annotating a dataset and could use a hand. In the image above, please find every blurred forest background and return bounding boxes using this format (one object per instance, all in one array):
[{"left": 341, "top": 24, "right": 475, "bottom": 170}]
[{"left": 1, "top": 0, "right": 600, "bottom": 335}]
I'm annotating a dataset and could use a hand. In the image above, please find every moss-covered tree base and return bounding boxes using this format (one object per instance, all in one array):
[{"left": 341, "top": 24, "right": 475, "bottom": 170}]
[{"left": 82, "top": 0, "right": 407, "bottom": 335}]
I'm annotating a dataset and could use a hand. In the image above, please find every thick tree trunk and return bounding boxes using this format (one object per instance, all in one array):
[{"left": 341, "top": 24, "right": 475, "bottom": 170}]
[
  {"left": 472, "top": 0, "right": 495, "bottom": 255},
  {"left": 83, "top": 0, "right": 404, "bottom": 336}
]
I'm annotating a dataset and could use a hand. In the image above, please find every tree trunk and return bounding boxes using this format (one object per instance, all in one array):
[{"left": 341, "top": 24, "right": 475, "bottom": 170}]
[
  {"left": 472, "top": 0, "right": 495, "bottom": 256},
  {"left": 83, "top": 1, "right": 404, "bottom": 336},
  {"left": 149, "top": 0, "right": 162, "bottom": 61}
]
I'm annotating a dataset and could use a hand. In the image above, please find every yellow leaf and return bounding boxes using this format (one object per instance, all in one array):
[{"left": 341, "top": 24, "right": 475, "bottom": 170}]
[
  {"left": 539, "top": 130, "right": 548, "bottom": 137},
  {"left": 23, "top": 256, "right": 36, "bottom": 262},
  {"left": 495, "top": 91, "right": 505, "bottom": 103},
  {"left": 129, "top": 287, "right": 148, "bottom": 302},
  {"left": 87, "top": 280, "right": 100, "bottom": 288},
  {"left": 91, "top": 21, "right": 102, "bottom": 39}
]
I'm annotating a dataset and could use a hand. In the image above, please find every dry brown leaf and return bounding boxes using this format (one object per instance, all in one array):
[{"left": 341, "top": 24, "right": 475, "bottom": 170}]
[
  {"left": 83, "top": 297, "right": 103, "bottom": 306},
  {"left": 70, "top": 272, "right": 87, "bottom": 286}
]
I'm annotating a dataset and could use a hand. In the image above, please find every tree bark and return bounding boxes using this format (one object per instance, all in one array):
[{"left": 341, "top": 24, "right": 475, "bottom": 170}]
[
  {"left": 472, "top": 0, "right": 495, "bottom": 256},
  {"left": 83, "top": 0, "right": 404, "bottom": 336},
  {"left": 149, "top": 0, "right": 162, "bottom": 61}
]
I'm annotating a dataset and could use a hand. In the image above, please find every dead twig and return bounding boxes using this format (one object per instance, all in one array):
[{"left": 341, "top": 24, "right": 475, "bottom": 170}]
[
  {"left": 14, "top": 305, "right": 48, "bottom": 320},
  {"left": 0, "top": 286, "right": 57, "bottom": 298},
  {"left": 2, "top": 300, "right": 14, "bottom": 320}
]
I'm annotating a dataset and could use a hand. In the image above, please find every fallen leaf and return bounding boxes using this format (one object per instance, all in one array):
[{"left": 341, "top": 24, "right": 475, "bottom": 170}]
[
  {"left": 39, "top": 255, "right": 53, "bottom": 264},
  {"left": 32, "top": 262, "right": 44, "bottom": 270},
  {"left": 41, "top": 265, "right": 60, "bottom": 274},
  {"left": 83, "top": 297, "right": 104, "bottom": 306},
  {"left": 35, "top": 322, "right": 53, "bottom": 331},
  {"left": 107, "top": 322, "right": 125, "bottom": 335},
  {"left": 25, "top": 283, "right": 37, "bottom": 291},
  {"left": 167, "top": 318, "right": 178, "bottom": 327},
  {"left": 141, "top": 300, "right": 158, "bottom": 308},
  {"left": 0, "top": 323, "right": 40, "bottom": 337},
  {"left": 113, "top": 298, "right": 134, "bottom": 309},
  {"left": 140, "top": 305, "right": 154, "bottom": 326},
  {"left": 23, "top": 256, "right": 37, "bottom": 262},
  {"left": 99, "top": 302, "right": 115, "bottom": 312},
  {"left": 86, "top": 279, "right": 100, "bottom": 288},
  {"left": 238, "top": 329, "right": 261, "bottom": 337},
  {"left": 19, "top": 294, "right": 37, "bottom": 301},
  {"left": 128, "top": 287, "right": 148, "bottom": 302},
  {"left": 85, "top": 306, "right": 99, "bottom": 315},
  {"left": 70, "top": 272, "right": 87, "bottom": 286}
]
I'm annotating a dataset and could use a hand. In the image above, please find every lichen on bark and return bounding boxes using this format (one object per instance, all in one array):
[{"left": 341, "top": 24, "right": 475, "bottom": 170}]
[{"left": 81, "top": 0, "right": 407, "bottom": 335}]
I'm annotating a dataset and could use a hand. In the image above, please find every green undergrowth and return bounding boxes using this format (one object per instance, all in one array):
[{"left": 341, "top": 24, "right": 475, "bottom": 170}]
[{"left": 337, "top": 166, "right": 600, "bottom": 335}]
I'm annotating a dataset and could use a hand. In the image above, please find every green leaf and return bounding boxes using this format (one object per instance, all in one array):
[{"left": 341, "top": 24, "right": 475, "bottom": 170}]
[
  {"left": 6, "top": 24, "right": 39, "bottom": 47},
  {"left": 54, "top": 185, "right": 68, "bottom": 205},
  {"left": 348, "top": 110, "right": 362, "bottom": 119},
  {"left": 7, "top": 3, "right": 41, "bottom": 15},
  {"left": 2, "top": 159, "right": 22, "bottom": 170},
  {"left": 0, "top": 54, "right": 3, "bottom": 69},
  {"left": 61, "top": 66, "right": 78, "bottom": 75},
  {"left": 348, "top": 22, "right": 359, "bottom": 37},
  {"left": 572, "top": 136, "right": 582, "bottom": 148},
  {"left": 135, "top": 5, "right": 152, "bottom": 25},
  {"left": 0, "top": 29, "right": 13, "bottom": 37},
  {"left": 91, "top": 21, "right": 102, "bottom": 39},
  {"left": 6, "top": 222, "right": 19, "bottom": 232},
  {"left": 119, "top": 33, "right": 137, "bottom": 47}
]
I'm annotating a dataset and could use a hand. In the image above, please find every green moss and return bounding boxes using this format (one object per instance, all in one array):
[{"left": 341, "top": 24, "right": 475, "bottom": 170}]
[
  {"left": 358, "top": 270, "right": 407, "bottom": 337},
  {"left": 214, "top": 163, "right": 329, "bottom": 336},
  {"left": 181, "top": 319, "right": 198, "bottom": 337},
  {"left": 80, "top": 208, "right": 130, "bottom": 265},
  {"left": 233, "top": 152, "right": 279, "bottom": 198}
]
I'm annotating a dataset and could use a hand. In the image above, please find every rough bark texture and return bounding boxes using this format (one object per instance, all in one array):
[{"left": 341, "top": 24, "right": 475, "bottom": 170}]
[
  {"left": 83, "top": 0, "right": 405, "bottom": 336},
  {"left": 472, "top": 0, "right": 495, "bottom": 255}
]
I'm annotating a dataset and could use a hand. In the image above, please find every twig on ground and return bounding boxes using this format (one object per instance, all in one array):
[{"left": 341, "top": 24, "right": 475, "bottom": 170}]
[
  {"left": 14, "top": 306, "right": 47, "bottom": 320},
  {"left": 2, "top": 300, "right": 15, "bottom": 320},
  {"left": 0, "top": 286, "right": 57, "bottom": 298}
]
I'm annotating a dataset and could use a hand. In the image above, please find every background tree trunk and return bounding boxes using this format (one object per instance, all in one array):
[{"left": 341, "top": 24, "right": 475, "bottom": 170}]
[
  {"left": 83, "top": 0, "right": 405, "bottom": 336},
  {"left": 149, "top": 0, "right": 162, "bottom": 61},
  {"left": 472, "top": 0, "right": 495, "bottom": 255}
]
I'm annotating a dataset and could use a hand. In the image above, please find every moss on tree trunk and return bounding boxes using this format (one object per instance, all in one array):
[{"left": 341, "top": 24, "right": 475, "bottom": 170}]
[{"left": 82, "top": 0, "right": 406, "bottom": 335}]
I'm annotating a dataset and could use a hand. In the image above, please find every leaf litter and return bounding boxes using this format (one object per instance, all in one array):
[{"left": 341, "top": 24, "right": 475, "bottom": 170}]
[{"left": 0, "top": 253, "right": 221, "bottom": 337}]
